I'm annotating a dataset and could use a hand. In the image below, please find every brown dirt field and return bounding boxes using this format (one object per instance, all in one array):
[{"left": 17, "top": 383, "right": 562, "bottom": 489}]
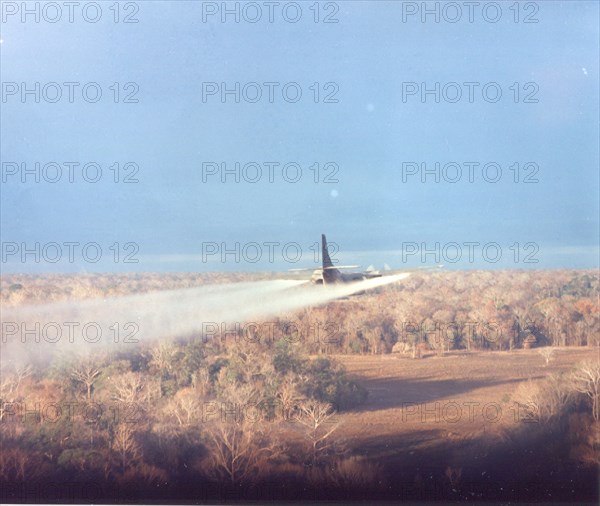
[{"left": 333, "top": 347, "right": 598, "bottom": 453}]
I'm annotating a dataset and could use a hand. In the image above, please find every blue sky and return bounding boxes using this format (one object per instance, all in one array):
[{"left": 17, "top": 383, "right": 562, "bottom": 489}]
[{"left": 1, "top": 1, "right": 598, "bottom": 272}]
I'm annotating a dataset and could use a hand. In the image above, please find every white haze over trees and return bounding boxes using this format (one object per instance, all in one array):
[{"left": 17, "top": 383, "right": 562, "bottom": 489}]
[{"left": 1, "top": 274, "right": 409, "bottom": 368}]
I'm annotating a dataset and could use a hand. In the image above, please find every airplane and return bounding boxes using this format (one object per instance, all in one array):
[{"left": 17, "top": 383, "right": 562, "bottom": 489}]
[{"left": 291, "top": 234, "right": 442, "bottom": 285}]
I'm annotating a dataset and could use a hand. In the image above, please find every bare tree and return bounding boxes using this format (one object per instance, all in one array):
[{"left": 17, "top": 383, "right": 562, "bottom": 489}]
[
  {"left": 572, "top": 361, "right": 600, "bottom": 421},
  {"left": 112, "top": 372, "right": 146, "bottom": 404},
  {"left": 538, "top": 347, "right": 555, "bottom": 366},
  {"left": 191, "top": 366, "right": 210, "bottom": 397},
  {"left": 277, "top": 377, "right": 301, "bottom": 421},
  {"left": 167, "top": 388, "right": 200, "bottom": 426},
  {"left": 149, "top": 343, "right": 176, "bottom": 397},
  {"left": 432, "top": 309, "right": 456, "bottom": 355},
  {"left": 111, "top": 423, "right": 140, "bottom": 470},
  {"left": 513, "top": 373, "right": 573, "bottom": 423},
  {"left": 205, "top": 418, "right": 276, "bottom": 484},
  {"left": 294, "top": 400, "right": 341, "bottom": 465},
  {"left": 71, "top": 364, "right": 102, "bottom": 402},
  {"left": 204, "top": 380, "right": 279, "bottom": 483},
  {"left": 544, "top": 373, "right": 574, "bottom": 416},
  {"left": 0, "top": 366, "right": 33, "bottom": 422}
]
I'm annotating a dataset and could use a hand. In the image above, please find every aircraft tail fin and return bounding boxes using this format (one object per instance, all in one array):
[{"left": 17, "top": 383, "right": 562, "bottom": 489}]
[
  {"left": 321, "top": 234, "right": 341, "bottom": 283},
  {"left": 322, "top": 234, "right": 335, "bottom": 269}
]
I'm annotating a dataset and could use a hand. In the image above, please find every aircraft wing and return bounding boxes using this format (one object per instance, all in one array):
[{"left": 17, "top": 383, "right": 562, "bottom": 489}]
[
  {"left": 289, "top": 265, "right": 361, "bottom": 272},
  {"left": 379, "top": 265, "right": 444, "bottom": 276}
]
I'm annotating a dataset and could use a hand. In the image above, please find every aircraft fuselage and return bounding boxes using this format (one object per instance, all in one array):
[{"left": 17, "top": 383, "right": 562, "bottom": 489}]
[{"left": 311, "top": 234, "right": 383, "bottom": 285}]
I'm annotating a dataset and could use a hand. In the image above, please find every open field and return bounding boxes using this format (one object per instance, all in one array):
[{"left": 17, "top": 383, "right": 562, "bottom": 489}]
[{"left": 339, "top": 347, "right": 598, "bottom": 436}]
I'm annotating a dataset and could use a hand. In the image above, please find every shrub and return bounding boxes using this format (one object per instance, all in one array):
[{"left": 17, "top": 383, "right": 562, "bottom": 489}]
[{"left": 300, "top": 357, "right": 367, "bottom": 409}]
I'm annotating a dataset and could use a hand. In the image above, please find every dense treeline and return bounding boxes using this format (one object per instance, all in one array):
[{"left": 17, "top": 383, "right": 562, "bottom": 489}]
[{"left": 277, "top": 270, "right": 600, "bottom": 354}]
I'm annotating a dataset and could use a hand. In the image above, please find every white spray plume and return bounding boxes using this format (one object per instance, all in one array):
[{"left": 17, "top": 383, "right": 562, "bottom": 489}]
[{"left": 1, "top": 274, "right": 409, "bottom": 368}]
